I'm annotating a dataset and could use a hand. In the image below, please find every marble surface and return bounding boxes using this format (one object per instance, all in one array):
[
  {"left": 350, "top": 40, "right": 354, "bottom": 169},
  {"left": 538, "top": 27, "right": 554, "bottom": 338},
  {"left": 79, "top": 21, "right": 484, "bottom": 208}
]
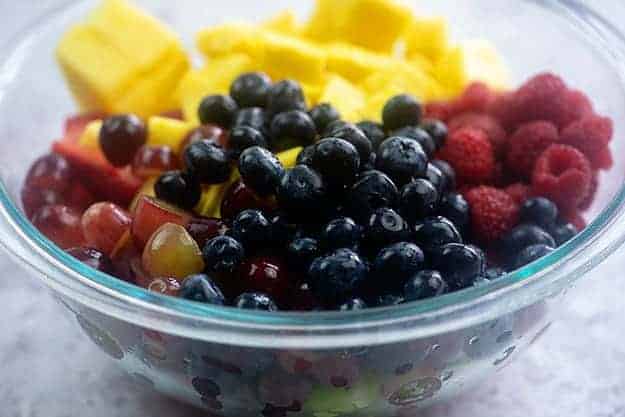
[{"left": 3, "top": 1, "right": 625, "bottom": 416}]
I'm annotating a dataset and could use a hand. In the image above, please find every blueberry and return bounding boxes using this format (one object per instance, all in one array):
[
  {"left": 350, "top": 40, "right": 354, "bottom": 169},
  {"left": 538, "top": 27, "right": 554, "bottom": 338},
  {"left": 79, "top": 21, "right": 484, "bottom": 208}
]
[
  {"left": 360, "top": 152, "right": 377, "bottom": 172},
  {"left": 391, "top": 126, "right": 436, "bottom": 157},
  {"left": 234, "top": 292, "right": 279, "bottom": 311},
  {"left": 356, "top": 120, "right": 386, "bottom": 151},
  {"left": 438, "top": 193, "right": 470, "bottom": 235},
  {"left": 269, "top": 213, "right": 297, "bottom": 248},
  {"left": 266, "top": 80, "right": 307, "bottom": 117},
  {"left": 233, "top": 107, "right": 268, "bottom": 133},
  {"left": 287, "top": 238, "right": 320, "bottom": 273},
  {"left": 309, "top": 103, "right": 341, "bottom": 133},
  {"left": 344, "top": 170, "right": 399, "bottom": 221},
  {"left": 238, "top": 146, "right": 285, "bottom": 196},
  {"left": 277, "top": 165, "right": 328, "bottom": 223},
  {"left": 327, "top": 124, "right": 373, "bottom": 164},
  {"left": 501, "top": 224, "right": 556, "bottom": 261},
  {"left": 376, "top": 136, "right": 428, "bottom": 187},
  {"left": 296, "top": 145, "right": 315, "bottom": 166},
  {"left": 183, "top": 140, "right": 232, "bottom": 184},
  {"left": 433, "top": 243, "right": 485, "bottom": 290},
  {"left": 364, "top": 208, "right": 411, "bottom": 250},
  {"left": 372, "top": 294, "right": 405, "bottom": 307},
  {"left": 180, "top": 274, "right": 226, "bottom": 305},
  {"left": 311, "top": 138, "right": 360, "bottom": 189},
  {"left": 320, "top": 217, "right": 363, "bottom": 252},
  {"left": 155, "top": 170, "right": 201, "bottom": 210},
  {"left": 425, "top": 163, "right": 446, "bottom": 194},
  {"left": 399, "top": 179, "right": 439, "bottom": 224},
  {"left": 403, "top": 270, "right": 448, "bottom": 301},
  {"left": 371, "top": 242, "right": 425, "bottom": 291},
  {"left": 431, "top": 160, "right": 456, "bottom": 192},
  {"left": 413, "top": 216, "right": 462, "bottom": 254},
  {"left": 203, "top": 235, "right": 245, "bottom": 274},
  {"left": 231, "top": 209, "right": 272, "bottom": 251},
  {"left": 308, "top": 249, "right": 369, "bottom": 306},
  {"left": 230, "top": 72, "right": 272, "bottom": 108},
  {"left": 338, "top": 298, "right": 368, "bottom": 311},
  {"left": 382, "top": 94, "right": 423, "bottom": 131},
  {"left": 420, "top": 119, "right": 448, "bottom": 150},
  {"left": 198, "top": 94, "right": 238, "bottom": 128},
  {"left": 520, "top": 197, "right": 559, "bottom": 227},
  {"left": 323, "top": 119, "right": 349, "bottom": 137},
  {"left": 485, "top": 267, "right": 506, "bottom": 280},
  {"left": 228, "top": 126, "right": 268, "bottom": 159},
  {"left": 514, "top": 244, "right": 555, "bottom": 269},
  {"left": 270, "top": 110, "right": 317, "bottom": 152},
  {"left": 549, "top": 222, "right": 578, "bottom": 246}
]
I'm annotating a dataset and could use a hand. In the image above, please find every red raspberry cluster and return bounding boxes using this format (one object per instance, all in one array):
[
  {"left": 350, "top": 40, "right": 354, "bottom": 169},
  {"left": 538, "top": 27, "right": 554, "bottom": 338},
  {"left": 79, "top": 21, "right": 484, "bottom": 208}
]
[{"left": 426, "top": 74, "right": 613, "bottom": 243}]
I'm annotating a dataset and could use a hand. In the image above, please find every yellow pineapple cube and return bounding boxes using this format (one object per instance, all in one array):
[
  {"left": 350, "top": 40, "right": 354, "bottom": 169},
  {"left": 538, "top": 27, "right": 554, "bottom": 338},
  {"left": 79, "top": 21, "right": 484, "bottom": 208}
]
[
  {"left": 405, "top": 17, "right": 450, "bottom": 62},
  {"left": 262, "top": 10, "right": 301, "bottom": 36},
  {"left": 261, "top": 31, "right": 327, "bottom": 84},
  {"left": 302, "top": 0, "right": 353, "bottom": 43},
  {"left": 78, "top": 120, "right": 103, "bottom": 150},
  {"left": 196, "top": 23, "right": 263, "bottom": 61},
  {"left": 147, "top": 117, "right": 195, "bottom": 149},
  {"left": 461, "top": 39, "right": 510, "bottom": 90},
  {"left": 326, "top": 43, "right": 392, "bottom": 83},
  {"left": 318, "top": 75, "right": 366, "bottom": 122},
  {"left": 434, "top": 46, "right": 468, "bottom": 99},
  {"left": 276, "top": 147, "right": 303, "bottom": 169}
]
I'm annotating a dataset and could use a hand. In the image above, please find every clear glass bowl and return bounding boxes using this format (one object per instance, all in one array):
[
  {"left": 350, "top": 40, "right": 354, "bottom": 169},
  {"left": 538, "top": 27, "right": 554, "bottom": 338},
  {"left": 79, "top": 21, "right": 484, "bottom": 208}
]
[{"left": 1, "top": 0, "right": 625, "bottom": 415}]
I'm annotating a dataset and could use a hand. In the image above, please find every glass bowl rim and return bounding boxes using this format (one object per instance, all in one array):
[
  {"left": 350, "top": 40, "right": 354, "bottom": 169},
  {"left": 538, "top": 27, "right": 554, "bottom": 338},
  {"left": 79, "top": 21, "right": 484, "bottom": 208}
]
[{"left": 1, "top": 0, "right": 625, "bottom": 348}]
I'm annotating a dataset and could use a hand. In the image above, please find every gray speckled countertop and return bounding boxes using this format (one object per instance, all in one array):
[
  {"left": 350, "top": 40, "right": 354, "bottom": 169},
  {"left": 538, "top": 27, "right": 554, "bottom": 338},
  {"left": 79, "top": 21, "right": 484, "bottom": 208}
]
[{"left": 3, "top": 1, "right": 625, "bottom": 416}]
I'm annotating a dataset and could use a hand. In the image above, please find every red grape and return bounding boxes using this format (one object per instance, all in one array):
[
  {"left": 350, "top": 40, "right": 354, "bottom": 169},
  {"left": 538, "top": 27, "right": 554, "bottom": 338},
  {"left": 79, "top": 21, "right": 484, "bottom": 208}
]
[
  {"left": 66, "top": 247, "right": 115, "bottom": 274},
  {"left": 21, "top": 187, "right": 63, "bottom": 219},
  {"left": 185, "top": 217, "right": 227, "bottom": 248},
  {"left": 25, "top": 153, "right": 72, "bottom": 193},
  {"left": 31, "top": 205, "right": 85, "bottom": 249},
  {"left": 132, "top": 145, "right": 178, "bottom": 179},
  {"left": 220, "top": 180, "right": 278, "bottom": 221},
  {"left": 238, "top": 256, "right": 294, "bottom": 306},
  {"left": 82, "top": 202, "right": 132, "bottom": 255}
]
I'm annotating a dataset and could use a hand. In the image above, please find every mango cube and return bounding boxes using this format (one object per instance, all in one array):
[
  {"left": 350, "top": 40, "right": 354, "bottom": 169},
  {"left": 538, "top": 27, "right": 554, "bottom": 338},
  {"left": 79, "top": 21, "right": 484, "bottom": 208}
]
[
  {"left": 196, "top": 23, "right": 263, "bottom": 61},
  {"left": 78, "top": 120, "right": 103, "bottom": 150},
  {"left": 405, "top": 17, "right": 450, "bottom": 62},
  {"left": 261, "top": 31, "right": 327, "bottom": 84},
  {"left": 461, "top": 39, "right": 510, "bottom": 90},
  {"left": 433, "top": 46, "right": 468, "bottom": 99},
  {"left": 276, "top": 147, "right": 303, "bottom": 169},
  {"left": 318, "top": 75, "right": 366, "bottom": 122},
  {"left": 262, "top": 10, "right": 301, "bottom": 36},
  {"left": 302, "top": 0, "right": 352, "bottom": 43},
  {"left": 56, "top": 0, "right": 189, "bottom": 117},
  {"left": 147, "top": 117, "right": 195, "bottom": 149},
  {"left": 326, "top": 43, "right": 392, "bottom": 83}
]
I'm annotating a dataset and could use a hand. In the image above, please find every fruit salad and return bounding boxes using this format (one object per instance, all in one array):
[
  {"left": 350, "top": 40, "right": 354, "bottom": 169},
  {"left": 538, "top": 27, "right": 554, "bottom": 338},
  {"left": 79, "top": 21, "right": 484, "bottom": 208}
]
[{"left": 21, "top": 0, "right": 613, "bottom": 311}]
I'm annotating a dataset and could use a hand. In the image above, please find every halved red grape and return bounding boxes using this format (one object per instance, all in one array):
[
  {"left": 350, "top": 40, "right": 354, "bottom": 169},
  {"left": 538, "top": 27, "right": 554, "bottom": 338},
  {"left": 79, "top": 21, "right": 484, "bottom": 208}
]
[
  {"left": 131, "top": 196, "right": 192, "bottom": 250},
  {"left": 132, "top": 145, "right": 178, "bottom": 179},
  {"left": 25, "top": 153, "right": 72, "bottom": 193},
  {"left": 82, "top": 202, "right": 132, "bottom": 255},
  {"left": 66, "top": 247, "right": 115, "bottom": 274},
  {"left": 31, "top": 205, "right": 85, "bottom": 249},
  {"left": 220, "top": 180, "right": 278, "bottom": 221}
]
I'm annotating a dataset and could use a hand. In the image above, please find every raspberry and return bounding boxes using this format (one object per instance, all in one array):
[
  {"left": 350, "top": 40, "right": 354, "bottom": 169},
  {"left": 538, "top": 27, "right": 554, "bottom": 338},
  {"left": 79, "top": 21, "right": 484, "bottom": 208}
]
[
  {"left": 594, "top": 146, "right": 614, "bottom": 171},
  {"left": 505, "top": 183, "right": 532, "bottom": 206},
  {"left": 559, "top": 114, "right": 613, "bottom": 170},
  {"left": 578, "top": 171, "right": 598, "bottom": 211},
  {"left": 532, "top": 144, "right": 592, "bottom": 212},
  {"left": 448, "top": 112, "right": 507, "bottom": 157},
  {"left": 562, "top": 210, "right": 587, "bottom": 231},
  {"left": 560, "top": 89, "right": 594, "bottom": 126},
  {"left": 465, "top": 186, "right": 520, "bottom": 242},
  {"left": 506, "top": 121, "right": 559, "bottom": 179},
  {"left": 510, "top": 73, "right": 570, "bottom": 129},
  {"left": 425, "top": 101, "right": 454, "bottom": 122},
  {"left": 437, "top": 127, "right": 495, "bottom": 186},
  {"left": 452, "top": 82, "right": 497, "bottom": 115},
  {"left": 487, "top": 92, "right": 516, "bottom": 131}
]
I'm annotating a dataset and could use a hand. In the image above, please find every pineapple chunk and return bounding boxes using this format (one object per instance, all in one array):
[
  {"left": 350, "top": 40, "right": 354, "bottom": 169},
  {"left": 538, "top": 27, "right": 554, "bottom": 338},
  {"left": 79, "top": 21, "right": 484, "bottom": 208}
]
[
  {"left": 302, "top": 0, "right": 353, "bottom": 43},
  {"left": 405, "top": 17, "right": 450, "bottom": 62},
  {"left": 461, "top": 39, "right": 510, "bottom": 90},
  {"left": 262, "top": 10, "right": 301, "bottom": 36},
  {"left": 147, "top": 117, "right": 195, "bottom": 149},
  {"left": 196, "top": 184, "right": 228, "bottom": 218},
  {"left": 261, "top": 31, "right": 327, "bottom": 84},
  {"left": 277, "top": 147, "right": 303, "bottom": 169},
  {"left": 85, "top": 0, "right": 180, "bottom": 68},
  {"left": 326, "top": 43, "right": 393, "bottom": 83},
  {"left": 196, "top": 23, "right": 263, "bottom": 61},
  {"left": 433, "top": 46, "right": 468, "bottom": 99},
  {"left": 318, "top": 75, "right": 366, "bottom": 122},
  {"left": 176, "top": 54, "right": 256, "bottom": 123},
  {"left": 78, "top": 120, "right": 103, "bottom": 150}
]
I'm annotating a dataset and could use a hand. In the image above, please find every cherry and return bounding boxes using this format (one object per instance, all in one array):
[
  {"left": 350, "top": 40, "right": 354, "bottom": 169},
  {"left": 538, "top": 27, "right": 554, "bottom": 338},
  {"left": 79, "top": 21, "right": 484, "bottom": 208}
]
[
  {"left": 66, "top": 247, "right": 115, "bottom": 274},
  {"left": 81, "top": 202, "right": 132, "bottom": 255},
  {"left": 31, "top": 205, "right": 85, "bottom": 249},
  {"left": 132, "top": 145, "right": 178, "bottom": 179},
  {"left": 238, "top": 256, "right": 294, "bottom": 305},
  {"left": 185, "top": 217, "right": 227, "bottom": 248},
  {"left": 25, "top": 153, "right": 72, "bottom": 193},
  {"left": 220, "top": 180, "right": 277, "bottom": 221}
]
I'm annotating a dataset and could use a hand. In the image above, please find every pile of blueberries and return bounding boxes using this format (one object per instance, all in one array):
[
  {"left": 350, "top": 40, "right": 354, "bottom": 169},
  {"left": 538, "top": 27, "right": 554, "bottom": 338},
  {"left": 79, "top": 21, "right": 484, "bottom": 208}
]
[{"left": 154, "top": 73, "right": 572, "bottom": 312}]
